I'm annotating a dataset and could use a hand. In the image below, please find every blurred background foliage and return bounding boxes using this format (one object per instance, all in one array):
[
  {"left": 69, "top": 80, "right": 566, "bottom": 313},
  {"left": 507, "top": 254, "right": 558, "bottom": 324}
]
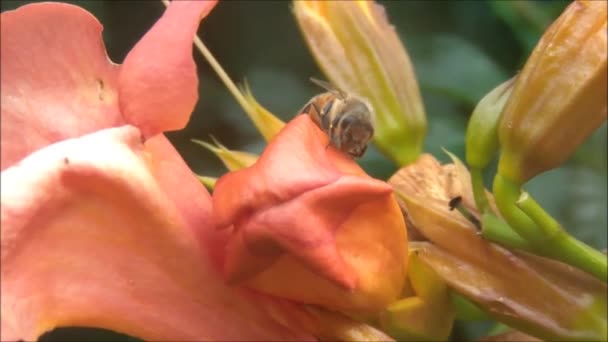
[{"left": 2, "top": 0, "right": 606, "bottom": 341}]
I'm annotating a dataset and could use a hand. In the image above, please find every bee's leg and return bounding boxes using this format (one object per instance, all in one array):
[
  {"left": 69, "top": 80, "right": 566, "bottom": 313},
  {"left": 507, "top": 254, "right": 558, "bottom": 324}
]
[
  {"left": 328, "top": 135, "right": 341, "bottom": 151},
  {"left": 324, "top": 131, "right": 337, "bottom": 151}
]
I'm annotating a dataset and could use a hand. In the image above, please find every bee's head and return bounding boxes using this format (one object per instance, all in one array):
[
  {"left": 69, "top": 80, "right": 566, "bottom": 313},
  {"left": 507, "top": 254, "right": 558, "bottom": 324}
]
[{"left": 338, "top": 110, "right": 374, "bottom": 158}]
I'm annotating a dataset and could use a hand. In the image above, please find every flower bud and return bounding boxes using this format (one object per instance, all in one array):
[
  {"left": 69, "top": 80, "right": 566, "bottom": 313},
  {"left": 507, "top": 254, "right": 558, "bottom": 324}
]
[
  {"left": 498, "top": 0, "right": 607, "bottom": 184},
  {"left": 212, "top": 115, "right": 408, "bottom": 315},
  {"left": 466, "top": 77, "right": 515, "bottom": 169},
  {"left": 293, "top": 0, "right": 427, "bottom": 165}
]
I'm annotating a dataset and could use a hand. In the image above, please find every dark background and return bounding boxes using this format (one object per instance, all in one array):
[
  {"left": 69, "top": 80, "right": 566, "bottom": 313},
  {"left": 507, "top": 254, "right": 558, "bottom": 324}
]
[{"left": 2, "top": 1, "right": 606, "bottom": 341}]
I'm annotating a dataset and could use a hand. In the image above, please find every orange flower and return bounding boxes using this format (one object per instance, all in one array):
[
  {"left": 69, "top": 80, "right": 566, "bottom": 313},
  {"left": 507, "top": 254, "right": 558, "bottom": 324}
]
[
  {"left": 0, "top": 2, "right": 314, "bottom": 341},
  {"left": 212, "top": 115, "right": 408, "bottom": 315}
]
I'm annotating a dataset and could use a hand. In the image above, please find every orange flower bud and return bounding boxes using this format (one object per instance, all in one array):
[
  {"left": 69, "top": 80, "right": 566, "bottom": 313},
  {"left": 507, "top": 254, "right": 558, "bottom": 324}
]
[
  {"left": 212, "top": 115, "right": 408, "bottom": 314},
  {"left": 498, "top": 0, "right": 607, "bottom": 183}
]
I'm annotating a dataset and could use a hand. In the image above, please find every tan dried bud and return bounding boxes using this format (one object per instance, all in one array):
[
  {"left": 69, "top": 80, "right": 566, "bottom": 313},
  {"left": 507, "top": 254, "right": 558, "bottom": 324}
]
[{"left": 498, "top": 0, "right": 607, "bottom": 183}]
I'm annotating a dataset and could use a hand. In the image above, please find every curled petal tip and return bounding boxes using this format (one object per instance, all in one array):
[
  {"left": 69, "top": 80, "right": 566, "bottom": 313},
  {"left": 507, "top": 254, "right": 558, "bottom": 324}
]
[{"left": 119, "top": 0, "right": 218, "bottom": 137}]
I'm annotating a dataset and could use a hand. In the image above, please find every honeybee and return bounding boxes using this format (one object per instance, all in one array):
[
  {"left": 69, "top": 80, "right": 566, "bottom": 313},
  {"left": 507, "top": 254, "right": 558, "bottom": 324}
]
[{"left": 300, "top": 77, "right": 375, "bottom": 158}]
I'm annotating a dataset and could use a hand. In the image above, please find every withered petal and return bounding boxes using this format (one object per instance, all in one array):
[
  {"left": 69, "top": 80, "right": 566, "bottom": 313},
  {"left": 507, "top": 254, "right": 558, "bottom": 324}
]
[{"left": 393, "top": 155, "right": 607, "bottom": 341}]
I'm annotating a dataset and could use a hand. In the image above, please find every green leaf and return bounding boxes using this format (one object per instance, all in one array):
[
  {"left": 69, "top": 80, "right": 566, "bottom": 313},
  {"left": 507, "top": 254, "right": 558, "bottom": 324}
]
[
  {"left": 421, "top": 93, "right": 466, "bottom": 162},
  {"left": 489, "top": 0, "right": 569, "bottom": 53},
  {"left": 409, "top": 34, "right": 507, "bottom": 106}
]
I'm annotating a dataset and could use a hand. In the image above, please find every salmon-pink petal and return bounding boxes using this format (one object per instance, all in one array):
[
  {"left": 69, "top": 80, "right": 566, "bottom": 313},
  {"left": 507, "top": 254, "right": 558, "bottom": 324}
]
[
  {"left": 213, "top": 115, "right": 367, "bottom": 230},
  {"left": 225, "top": 175, "right": 393, "bottom": 289},
  {"left": 214, "top": 115, "right": 393, "bottom": 288},
  {"left": 0, "top": 3, "right": 122, "bottom": 170},
  {"left": 0, "top": 125, "right": 314, "bottom": 341},
  {"left": 119, "top": 0, "right": 217, "bottom": 137},
  {"left": 213, "top": 115, "right": 407, "bottom": 313}
]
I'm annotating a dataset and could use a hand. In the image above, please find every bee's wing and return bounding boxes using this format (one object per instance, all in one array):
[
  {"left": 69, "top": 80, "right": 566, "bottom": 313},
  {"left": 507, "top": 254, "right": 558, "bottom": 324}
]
[{"left": 309, "top": 77, "right": 347, "bottom": 100}]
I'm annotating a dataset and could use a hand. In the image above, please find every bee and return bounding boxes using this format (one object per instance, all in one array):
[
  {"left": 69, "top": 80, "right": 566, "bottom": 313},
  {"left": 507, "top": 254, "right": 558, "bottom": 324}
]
[{"left": 300, "top": 77, "right": 375, "bottom": 158}]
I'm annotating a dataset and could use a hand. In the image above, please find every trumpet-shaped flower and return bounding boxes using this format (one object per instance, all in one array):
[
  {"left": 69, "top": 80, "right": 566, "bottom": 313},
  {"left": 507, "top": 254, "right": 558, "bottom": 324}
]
[
  {"left": 0, "top": 2, "right": 316, "bottom": 341},
  {"left": 212, "top": 115, "right": 409, "bottom": 315}
]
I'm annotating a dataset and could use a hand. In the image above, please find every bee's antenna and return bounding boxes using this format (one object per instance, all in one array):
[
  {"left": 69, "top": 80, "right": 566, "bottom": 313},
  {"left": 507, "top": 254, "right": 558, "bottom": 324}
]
[{"left": 309, "top": 77, "right": 347, "bottom": 99}]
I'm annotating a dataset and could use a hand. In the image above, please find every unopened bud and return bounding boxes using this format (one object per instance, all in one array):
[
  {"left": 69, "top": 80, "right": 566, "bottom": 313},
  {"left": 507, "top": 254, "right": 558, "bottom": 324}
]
[
  {"left": 498, "top": 0, "right": 607, "bottom": 183},
  {"left": 466, "top": 77, "right": 516, "bottom": 169},
  {"left": 293, "top": 0, "right": 427, "bottom": 165}
]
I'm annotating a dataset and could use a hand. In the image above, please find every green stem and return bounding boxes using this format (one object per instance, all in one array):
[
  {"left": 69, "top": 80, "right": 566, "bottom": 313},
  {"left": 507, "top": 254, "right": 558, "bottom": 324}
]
[
  {"left": 470, "top": 168, "right": 533, "bottom": 252},
  {"left": 480, "top": 212, "right": 534, "bottom": 252},
  {"left": 493, "top": 174, "right": 548, "bottom": 246},
  {"left": 517, "top": 192, "right": 607, "bottom": 282},
  {"left": 494, "top": 174, "right": 607, "bottom": 282},
  {"left": 161, "top": 0, "right": 254, "bottom": 117},
  {"left": 470, "top": 167, "right": 490, "bottom": 213}
]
